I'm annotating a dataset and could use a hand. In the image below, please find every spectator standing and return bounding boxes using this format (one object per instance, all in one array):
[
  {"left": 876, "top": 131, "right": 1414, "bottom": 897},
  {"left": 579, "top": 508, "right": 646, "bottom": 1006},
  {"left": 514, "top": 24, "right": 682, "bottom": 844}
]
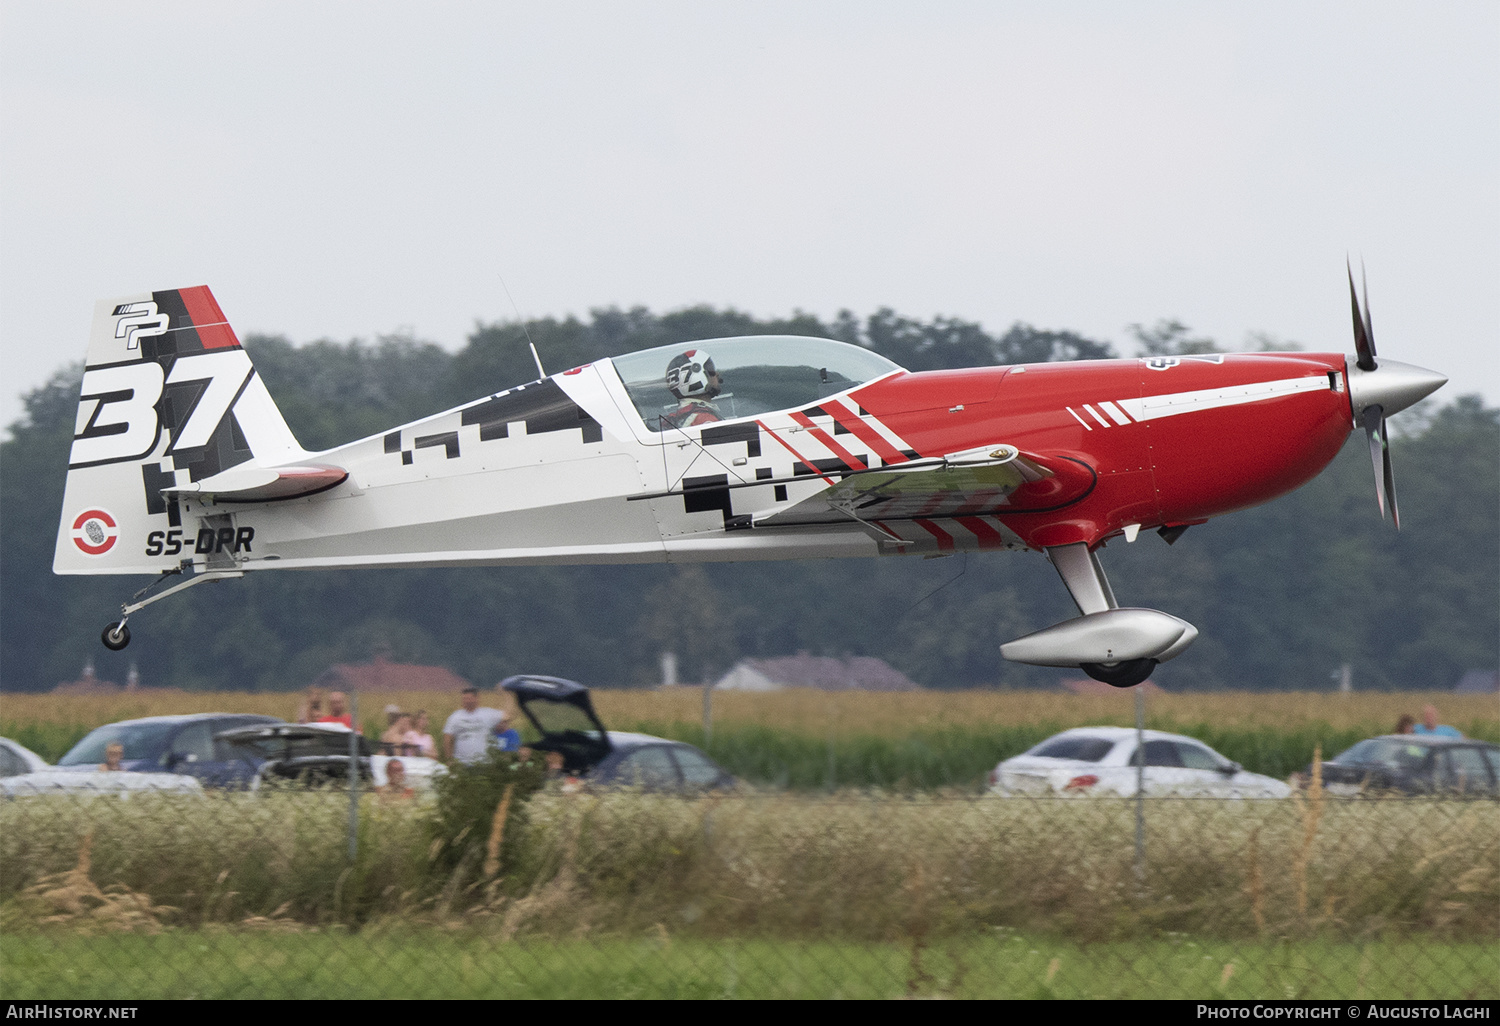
[
  {"left": 296, "top": 687, "right": 324, "bottom": 724},
  {"left": 1413, "top": 704, "right": 1462, "bottom": 738},
  {"left": 405, "top": 710, "right": 436, "bottom": 757},
  {"left": 496, "top": 711, "right": 522, "bottom": 753},
  {"left": 382, "top": 712, "right": 417, "bottom": 756},
  {"left": 316, "top": 691, "right": 354, "bottom": 729},
  {"left": 443, "top": 686, "right": 507, "bottom": 764}
]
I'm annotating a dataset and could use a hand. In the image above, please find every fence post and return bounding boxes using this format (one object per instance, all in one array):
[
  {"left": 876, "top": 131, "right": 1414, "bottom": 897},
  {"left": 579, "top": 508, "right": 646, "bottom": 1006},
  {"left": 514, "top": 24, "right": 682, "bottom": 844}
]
[
  {"left": 1133, "top": 686, "right": 1145, "bottom": 884},
  {"left": 348, "top": 690, "right": 360, "bottom": 862}
]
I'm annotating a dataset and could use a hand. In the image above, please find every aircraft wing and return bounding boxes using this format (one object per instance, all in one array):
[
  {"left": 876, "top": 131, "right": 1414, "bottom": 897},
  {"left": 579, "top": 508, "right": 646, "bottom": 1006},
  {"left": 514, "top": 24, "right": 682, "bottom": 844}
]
[{"left": 756, "top": 445, "right": 1095, "bottom": 527}]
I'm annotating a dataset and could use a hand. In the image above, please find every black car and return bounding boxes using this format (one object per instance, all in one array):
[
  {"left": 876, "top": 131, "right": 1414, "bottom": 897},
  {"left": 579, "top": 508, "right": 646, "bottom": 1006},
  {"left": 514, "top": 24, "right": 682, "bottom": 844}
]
[
  {"left": 1316, "top": 735, "right": 1500, "bottom": 796},
  {"left": 501, "top": 675, "right": 734, "bottom": 791},
  {"left": 56, "top": 714, "right": 285, "bottom": 788}
]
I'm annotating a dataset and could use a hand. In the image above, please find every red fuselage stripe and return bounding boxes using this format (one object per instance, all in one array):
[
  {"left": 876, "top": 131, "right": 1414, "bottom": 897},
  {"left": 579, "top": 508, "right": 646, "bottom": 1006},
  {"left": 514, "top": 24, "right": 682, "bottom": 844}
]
[
  {"left": 756, "top": 420, "right": 838, "bottom": 485},
  {"left": 825, "top": 404, "right": 909, "bottom": 465},
  {"left": 789, "top": 412, "right": 868, "bottom": 471}
]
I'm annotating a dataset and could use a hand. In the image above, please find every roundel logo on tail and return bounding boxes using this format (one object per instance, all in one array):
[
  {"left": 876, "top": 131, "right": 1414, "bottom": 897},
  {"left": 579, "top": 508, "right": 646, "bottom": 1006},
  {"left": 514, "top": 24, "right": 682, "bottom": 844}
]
[{"left": 71, "top": 508, "right": 119, "bottom": 556}]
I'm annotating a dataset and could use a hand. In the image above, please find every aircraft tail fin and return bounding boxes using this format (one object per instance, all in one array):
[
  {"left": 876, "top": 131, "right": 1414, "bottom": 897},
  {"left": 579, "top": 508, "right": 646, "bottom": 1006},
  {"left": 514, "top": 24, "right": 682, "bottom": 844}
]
[{"left": 54, "top": 286, "right": 306, "bottom": 574}]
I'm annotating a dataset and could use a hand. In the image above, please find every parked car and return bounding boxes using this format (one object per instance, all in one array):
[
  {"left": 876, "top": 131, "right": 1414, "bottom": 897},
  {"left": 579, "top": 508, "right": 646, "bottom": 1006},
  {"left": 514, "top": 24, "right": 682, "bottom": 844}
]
[
  {"left": 0, "top": 737, "right": 50, "bottom": 777},
  {"left": 55, "top": 714, "right": 284, "bottom": 788},
  {"left": 214, "top": 722, "right": 444, "bottom": 790},
  {"left": 1312, "top": 735, "right": 1500, "bottom": 796},
  {"left": 989, "top": 726, "right": 1290, "bottom": 798},
  {"left": 1, "top": 768, "right": 204, "bottom": 797},
  {"left": 501, "top": 675, "right": 735, "bottom": 791}
]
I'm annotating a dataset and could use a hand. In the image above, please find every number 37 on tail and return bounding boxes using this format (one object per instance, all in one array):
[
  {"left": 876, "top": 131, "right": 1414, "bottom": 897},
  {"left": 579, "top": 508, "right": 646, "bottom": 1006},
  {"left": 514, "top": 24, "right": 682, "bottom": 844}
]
[{"left": 56, "top": 274, "right": 1444, "bottom": 687}]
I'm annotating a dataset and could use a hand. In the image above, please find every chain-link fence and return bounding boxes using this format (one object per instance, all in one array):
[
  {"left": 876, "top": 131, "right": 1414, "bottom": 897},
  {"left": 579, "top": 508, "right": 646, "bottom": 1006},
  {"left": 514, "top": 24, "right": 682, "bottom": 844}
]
[{"left": 2, "top": 777, "right": 1495, "bottom": 999}]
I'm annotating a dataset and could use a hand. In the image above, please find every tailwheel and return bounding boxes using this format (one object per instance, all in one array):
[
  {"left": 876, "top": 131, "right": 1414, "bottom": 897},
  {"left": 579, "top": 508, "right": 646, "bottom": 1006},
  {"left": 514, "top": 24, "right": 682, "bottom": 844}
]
[
  {"left": 101, "top": 621, "right": 131, "bottom": 651},
  {"left": 1080, "top": 658, "right": 1156, "bottom": 688}
]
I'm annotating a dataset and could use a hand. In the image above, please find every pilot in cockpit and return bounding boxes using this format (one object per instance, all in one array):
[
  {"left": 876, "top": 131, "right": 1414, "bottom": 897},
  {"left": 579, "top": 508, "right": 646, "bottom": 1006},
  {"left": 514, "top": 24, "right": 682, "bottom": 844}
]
[{"left": 663, "top": 348, "right": 725, "bottom": 428}]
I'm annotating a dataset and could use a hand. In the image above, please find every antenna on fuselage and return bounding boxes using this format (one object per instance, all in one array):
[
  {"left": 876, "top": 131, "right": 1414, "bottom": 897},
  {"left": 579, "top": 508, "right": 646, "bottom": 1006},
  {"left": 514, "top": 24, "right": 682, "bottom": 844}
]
[{"left": 498, "top": 273, "right": 546, "bottom": 379}]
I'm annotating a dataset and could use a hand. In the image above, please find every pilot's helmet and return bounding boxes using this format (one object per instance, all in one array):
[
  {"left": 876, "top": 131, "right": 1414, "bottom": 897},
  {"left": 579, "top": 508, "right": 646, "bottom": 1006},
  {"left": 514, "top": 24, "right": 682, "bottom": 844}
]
[{"left": 666, "top": 349, "right": 720, "bottom": 401}]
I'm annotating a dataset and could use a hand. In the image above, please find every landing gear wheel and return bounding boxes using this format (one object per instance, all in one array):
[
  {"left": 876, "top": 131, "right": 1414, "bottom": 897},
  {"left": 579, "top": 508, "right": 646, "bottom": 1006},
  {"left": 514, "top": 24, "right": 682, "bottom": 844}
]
[
  {"left": 101, "top": 622, "right": 131, "bottom": 651},
  {"left": 1080, "top": 658, "right": 1156, "bottom": 688}
]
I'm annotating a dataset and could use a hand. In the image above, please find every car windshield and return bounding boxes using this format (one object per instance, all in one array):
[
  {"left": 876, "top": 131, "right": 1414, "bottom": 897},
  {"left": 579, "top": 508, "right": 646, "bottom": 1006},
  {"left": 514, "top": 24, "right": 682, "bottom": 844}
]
[
  {"left": 608, "top": 336, "right": 902, "bottom": 432},
  {"left": 58, "top": 721, "right": 180, "bottom": 766},
  {"left": 0, "top": 744, "right": 35, "bottom": 776},
  {"left": 1333, "top": 738, "right": 1433, "bottom": 772},
  {"left": 524, "top": 700, "right": 603, "bottom": 741},
  {"left": 674, "top": 746, "right": 724, "bottom": 786},
  {"left": 1029, "top": 737, "right": 1117, "bottom": 762},
  {"left": 227, "top": 730, "right": 371, "bottom": 760}
]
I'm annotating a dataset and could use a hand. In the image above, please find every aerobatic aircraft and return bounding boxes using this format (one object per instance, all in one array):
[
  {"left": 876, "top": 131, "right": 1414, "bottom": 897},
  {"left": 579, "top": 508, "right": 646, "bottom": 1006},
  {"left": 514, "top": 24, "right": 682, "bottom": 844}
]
[{"left": 55, "top": 274, "right": 1444, "bottom": 687}]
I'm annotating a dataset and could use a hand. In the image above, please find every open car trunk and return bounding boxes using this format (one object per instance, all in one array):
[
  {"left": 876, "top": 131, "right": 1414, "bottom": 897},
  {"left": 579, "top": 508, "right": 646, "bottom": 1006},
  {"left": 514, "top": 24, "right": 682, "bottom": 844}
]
[
  {"left": 501, "top": 675, "right": 612, "bottom": 773},
  {"left": 216, "top": 722, "right": 375, "bottom": 786}
]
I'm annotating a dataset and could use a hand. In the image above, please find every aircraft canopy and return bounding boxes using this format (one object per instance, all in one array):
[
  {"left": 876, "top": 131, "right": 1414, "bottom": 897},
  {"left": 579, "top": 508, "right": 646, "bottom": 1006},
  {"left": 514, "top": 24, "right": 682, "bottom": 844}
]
[{"left": 608, "top": 336, "right": 901, "bottom": 432}]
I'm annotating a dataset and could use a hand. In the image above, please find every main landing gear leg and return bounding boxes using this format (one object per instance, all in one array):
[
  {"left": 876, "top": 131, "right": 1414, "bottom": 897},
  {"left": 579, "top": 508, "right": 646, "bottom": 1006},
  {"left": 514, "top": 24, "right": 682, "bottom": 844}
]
[
  {"left": 98, "top": 567, "right": 245, "bottom": 650},
  {"left": 1046, "top": 543, "right": 1157, "bottom": 689}
]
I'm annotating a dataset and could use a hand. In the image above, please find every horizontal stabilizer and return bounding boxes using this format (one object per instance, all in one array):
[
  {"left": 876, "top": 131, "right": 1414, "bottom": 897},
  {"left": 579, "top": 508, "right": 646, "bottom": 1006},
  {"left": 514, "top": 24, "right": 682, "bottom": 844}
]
[
  {"left": 1000, "top": 608, "right": 1199, "bottom": 667},
  {"left": 163, "top": 464, "right": 348, "bottom": 503}
]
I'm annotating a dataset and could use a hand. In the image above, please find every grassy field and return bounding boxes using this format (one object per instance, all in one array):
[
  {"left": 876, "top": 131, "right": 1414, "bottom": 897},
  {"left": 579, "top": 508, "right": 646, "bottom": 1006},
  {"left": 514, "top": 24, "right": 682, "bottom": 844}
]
[
  {"left": 3, "top": 759, "right": 1494, "bottom": 999},
  {"left": 4, "top": 688, "right": 1496, "bottom": 786},
  {"left": 3, "top": 930, "right": 1494, "bottom": 999}
]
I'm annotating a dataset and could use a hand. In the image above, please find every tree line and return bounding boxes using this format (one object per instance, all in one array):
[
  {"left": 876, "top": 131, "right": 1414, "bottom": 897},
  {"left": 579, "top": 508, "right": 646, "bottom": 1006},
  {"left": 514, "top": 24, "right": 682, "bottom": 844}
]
[{"left": 1, "top": 305, "right": 1494, "bottom": 693}]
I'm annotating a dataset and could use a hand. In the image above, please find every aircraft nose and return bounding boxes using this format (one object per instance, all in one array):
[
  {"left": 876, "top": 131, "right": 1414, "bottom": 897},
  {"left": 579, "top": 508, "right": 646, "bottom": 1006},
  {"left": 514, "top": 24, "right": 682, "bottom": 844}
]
[{"left": 1345, "top": 358, "right": 1448, "bottom": 418}]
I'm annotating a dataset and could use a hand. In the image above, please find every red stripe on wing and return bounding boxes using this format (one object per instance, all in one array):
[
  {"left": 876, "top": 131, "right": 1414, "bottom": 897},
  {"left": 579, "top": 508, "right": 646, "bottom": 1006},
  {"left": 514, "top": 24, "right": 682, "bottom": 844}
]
[
  {"left": 914, "top": 519, "right": 954, "bottom": 551},
  {"left": 955, "top": 516, "right": 1007, "bottom": 550}
]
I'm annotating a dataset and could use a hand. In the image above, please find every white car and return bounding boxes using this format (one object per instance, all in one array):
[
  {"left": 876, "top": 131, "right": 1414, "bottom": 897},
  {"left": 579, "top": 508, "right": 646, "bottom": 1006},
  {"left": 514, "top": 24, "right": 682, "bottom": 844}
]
[
  {"left": 1, "top": 769, "right": 204, "bottom": 796},
  {"left": 0, "top": 737, "right": 50, "bottom": 777},
  {"left": 989, "top": 727, "right": 1291, "bottom": 798},
  {"left": 4, "top": 730, "right": 206, "bottom": 797}
]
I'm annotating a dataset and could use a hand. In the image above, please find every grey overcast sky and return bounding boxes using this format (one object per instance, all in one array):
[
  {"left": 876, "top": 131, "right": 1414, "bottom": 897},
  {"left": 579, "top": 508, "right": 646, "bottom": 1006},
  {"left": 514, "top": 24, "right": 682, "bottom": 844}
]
[{"left": 2, "top": 1, "right": 1496, "bottom": 432}]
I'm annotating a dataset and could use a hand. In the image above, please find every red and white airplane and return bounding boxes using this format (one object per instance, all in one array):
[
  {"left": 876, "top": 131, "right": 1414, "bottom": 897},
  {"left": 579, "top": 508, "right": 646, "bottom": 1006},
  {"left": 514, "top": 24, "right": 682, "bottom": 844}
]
[{"left": 55, "top": 275, "right": 1444, "bottom": 687}]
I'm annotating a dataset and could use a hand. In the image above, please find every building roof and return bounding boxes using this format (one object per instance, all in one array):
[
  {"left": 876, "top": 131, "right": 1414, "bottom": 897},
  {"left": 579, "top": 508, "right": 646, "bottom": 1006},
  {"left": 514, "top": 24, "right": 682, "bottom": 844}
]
[
  {"left": 1455, "top": 670, "right": 1499, "bottom": 693},
  {"left": 312, "top": 654, "right": 472, "bottom": 693},
  {"left": 715, "top": 654, "right": 920, "bottom": 692}
]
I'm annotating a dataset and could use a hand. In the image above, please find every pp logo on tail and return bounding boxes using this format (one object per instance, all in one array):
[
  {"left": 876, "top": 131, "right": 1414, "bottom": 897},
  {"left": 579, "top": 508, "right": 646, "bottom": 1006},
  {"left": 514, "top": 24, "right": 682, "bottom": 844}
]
[
  {"left": 112, "top": 301, "right": 169, "bottom": 350},
  {"left": 71, "top": 508, "right": 119, "bottom": 556}
]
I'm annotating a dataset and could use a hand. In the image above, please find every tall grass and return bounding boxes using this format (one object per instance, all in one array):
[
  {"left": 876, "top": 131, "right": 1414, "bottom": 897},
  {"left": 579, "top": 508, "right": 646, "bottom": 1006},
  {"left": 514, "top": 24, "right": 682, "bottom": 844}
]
[{"left": 3, "top": 790, "right": 1494, "bottom": 944}]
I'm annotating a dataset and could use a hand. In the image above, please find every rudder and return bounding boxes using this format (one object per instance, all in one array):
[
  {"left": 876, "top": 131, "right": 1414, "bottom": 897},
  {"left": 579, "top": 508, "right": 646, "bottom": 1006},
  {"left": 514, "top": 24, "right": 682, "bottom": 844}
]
[{"left": 54, "top": 286, "right": 305, "bottom": 575}]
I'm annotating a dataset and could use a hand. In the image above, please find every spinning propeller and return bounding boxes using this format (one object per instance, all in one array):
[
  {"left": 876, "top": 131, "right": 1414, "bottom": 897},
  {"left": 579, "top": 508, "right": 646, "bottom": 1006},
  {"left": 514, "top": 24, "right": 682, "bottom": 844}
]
[{"left": 1344, "top": 262, "right": 1447, "bottom": 529}]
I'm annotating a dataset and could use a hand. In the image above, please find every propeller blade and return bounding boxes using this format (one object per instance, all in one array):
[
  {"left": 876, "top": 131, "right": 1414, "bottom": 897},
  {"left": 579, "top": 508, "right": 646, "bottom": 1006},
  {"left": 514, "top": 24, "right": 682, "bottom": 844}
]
[
  {"left": 1362, "top": 404, "right": 1387, "bottom": 520},
  {"left": 1348, "top": 261, "right": 1377, "bottom": 371},
  {"left": 1360, "top": 264, "right": 1376, "bottom": 363},
  {"left": 1381, "top": 416, "right": 1400, "bottom": 530}
]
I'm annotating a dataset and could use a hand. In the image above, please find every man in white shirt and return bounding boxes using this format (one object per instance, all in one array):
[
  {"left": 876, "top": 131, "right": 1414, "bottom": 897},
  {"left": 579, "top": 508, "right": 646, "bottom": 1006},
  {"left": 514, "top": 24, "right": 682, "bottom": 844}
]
[{"left": 442, "top": 686, "right": 509, "bottom": 764}]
